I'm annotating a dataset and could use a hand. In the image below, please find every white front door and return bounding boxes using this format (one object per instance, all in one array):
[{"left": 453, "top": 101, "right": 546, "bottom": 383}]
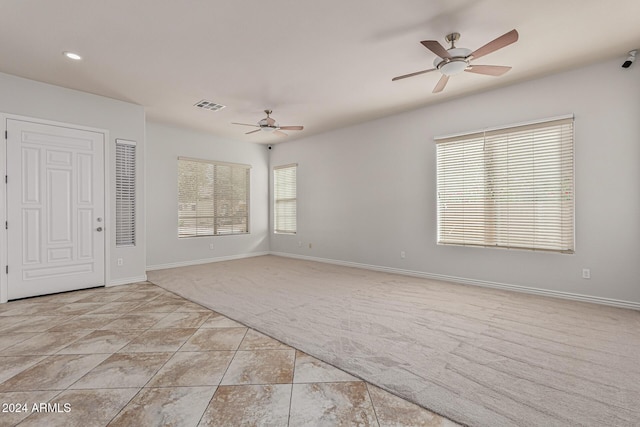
[{"left": 6, "top": 119, "right": 105, "bottom": 300}]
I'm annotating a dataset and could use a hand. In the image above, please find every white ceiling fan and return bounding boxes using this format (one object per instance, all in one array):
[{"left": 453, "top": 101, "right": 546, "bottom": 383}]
[
  {"left": 392, "top": 29, "right": 519, "bottom": 93},
  {"left": 232, "top": 110, "right": 304, "bottom": 137}
]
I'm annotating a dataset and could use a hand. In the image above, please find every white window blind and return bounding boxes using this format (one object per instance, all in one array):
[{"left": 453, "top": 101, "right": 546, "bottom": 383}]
[
  {"left": 274, "top": 164, "right": 297, "bottom": 234},
  {"left": 178, "top": 157, "right": 250, "bottom": 238},
  {"left": 436, "top": 116, "right": 574, "bottom": 253},
  {"left": 115, "top": 139, "right": 136, "bottom": 247}
]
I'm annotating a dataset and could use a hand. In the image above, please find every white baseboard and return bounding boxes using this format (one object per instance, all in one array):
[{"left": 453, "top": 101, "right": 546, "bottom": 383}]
[
  {"left": 146, "top": 251, "right": 270, "bottom": 272},
  {"left": 270, "top": 252, "right": 640, "bottom": 311},
  {"left": 108, "top": 274, "right": 148, "bottom": 287}
]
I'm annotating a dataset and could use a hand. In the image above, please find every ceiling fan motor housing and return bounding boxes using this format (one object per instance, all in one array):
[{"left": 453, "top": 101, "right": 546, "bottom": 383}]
[{"left": 435, "top": 47, "right": 472, "bottom": 76}]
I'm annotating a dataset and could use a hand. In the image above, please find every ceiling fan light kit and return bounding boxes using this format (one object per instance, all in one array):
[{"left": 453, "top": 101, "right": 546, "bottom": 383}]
[
  {"left": 436, "top": 50, "right": 471, "bottom": 76},
  {"left": 392, "top": 29, "right": 519, "bottom": 93},
  {"left": 435, "top": 33, "right": 472, "bottom": 76}
]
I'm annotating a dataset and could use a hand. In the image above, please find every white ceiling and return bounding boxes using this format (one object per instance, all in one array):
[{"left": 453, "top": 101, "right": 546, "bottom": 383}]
[{"left": 1, "top": 0, "right": 639, "bottom": 144}]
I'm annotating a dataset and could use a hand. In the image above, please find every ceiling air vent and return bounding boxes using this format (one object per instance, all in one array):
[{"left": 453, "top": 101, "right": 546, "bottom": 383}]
[{"left": 194, "top": 100, "right": 226, "bottom": 111}]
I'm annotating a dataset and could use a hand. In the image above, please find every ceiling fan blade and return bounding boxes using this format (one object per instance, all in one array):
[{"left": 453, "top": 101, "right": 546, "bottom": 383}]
[
  {"left": 279, "top": 126, "right": 303, "bottom": 131},
  {"left": 274, "top": 130, "right": 288, "bottom": 137},
  {"left": 469, "top": 29, "right": 518, "bottom": 60},
  {"left": 392, "top": 68, "right": 437, "bottom": 81},
  {"left": 232, "top": 122, "right": 259, "bottom": 127},
  {"left": 464, "top": 65, "right": 512, "bottom": 76},
  {"left": 433, "top": 75, "right": 449, "bottom": 93},
  {"left": 266, "top": 117, "right": 276, "bottom": 126},
  {"left": 420, "top": 40, "right": 451, "bottom": 59},
  {"left": 245, "top": 129, "right": 261, "bottom": 135}
]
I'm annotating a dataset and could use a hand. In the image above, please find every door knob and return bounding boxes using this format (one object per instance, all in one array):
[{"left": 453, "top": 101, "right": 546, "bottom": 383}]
[{"left": 96, "top": 227, "right": 103, "bottom": 232}]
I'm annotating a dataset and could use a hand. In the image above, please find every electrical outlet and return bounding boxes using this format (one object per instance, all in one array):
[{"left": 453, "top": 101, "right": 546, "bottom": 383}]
[
  {"left": 308, "top": 243, "right": 312, "bottom": 249},
  {"left": 117, "top": 258, "right": 123, "bottom": 266},
  {"left": 209, "top": 243, "right": 214, "bottom": 250},
  {"left": 582, "top": 268, "right": 591, "bottom": 279},
  {"left": 400, "top": 251, "right": 406, "bottom": 259}
]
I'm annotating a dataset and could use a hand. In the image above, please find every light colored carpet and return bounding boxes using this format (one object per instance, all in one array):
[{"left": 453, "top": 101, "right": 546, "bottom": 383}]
[{"left": 147, "top": 255, "right": 640, "bottom": 427}]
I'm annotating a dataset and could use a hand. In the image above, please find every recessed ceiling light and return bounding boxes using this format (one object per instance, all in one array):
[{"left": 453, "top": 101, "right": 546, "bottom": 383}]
[{"left": 63, "top": 51, "right": 82, "bottom": 61}]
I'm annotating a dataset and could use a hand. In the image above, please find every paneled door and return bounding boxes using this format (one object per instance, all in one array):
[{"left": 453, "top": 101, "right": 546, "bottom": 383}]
[{"left": 6, "top": 119, "right": 105, "bottom": 300}]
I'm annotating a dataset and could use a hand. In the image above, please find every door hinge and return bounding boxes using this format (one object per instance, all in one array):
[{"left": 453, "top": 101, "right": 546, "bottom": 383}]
[
  {"left": 4, "top": 221, "right": 6, "bottom": 230},
  {"left": 5, "top": 266, "right": 7, "bottom": 274},
  {"left": 4, "top": 175, "right": 6, "bottom": 184},
  {"left": 4, "top": 130, "right": 7, "bottom": 140}
]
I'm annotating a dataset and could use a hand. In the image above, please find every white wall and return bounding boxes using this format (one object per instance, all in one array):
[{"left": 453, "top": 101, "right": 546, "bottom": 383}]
[
  {"left": 0, "top": 72, "right": 146, "bottom": 287},
  {"left": 145, "top": 122, "right": 269, "bottom": 269},
  {"left": 270, "top": 58, "right": 640, "bottom": 305}
]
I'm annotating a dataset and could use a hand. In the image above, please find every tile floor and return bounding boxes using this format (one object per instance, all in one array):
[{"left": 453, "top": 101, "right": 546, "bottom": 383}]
[{"left": 0, "top": 282, "right": 458, "bottom": 426}]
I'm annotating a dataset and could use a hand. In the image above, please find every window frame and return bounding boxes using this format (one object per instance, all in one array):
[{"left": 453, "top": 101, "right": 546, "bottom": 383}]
[
  {"left": 177, "top": 156, "right": 251, "bottom": 238},
  {"left": 115, "top": 139, "right": 136, "bottom": 247},
  {"left": 273, "top": 163, "right": 297, "bottom": 235},
  {"left": 435, "top": 115, "right": 575, "bottom": 253}
]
